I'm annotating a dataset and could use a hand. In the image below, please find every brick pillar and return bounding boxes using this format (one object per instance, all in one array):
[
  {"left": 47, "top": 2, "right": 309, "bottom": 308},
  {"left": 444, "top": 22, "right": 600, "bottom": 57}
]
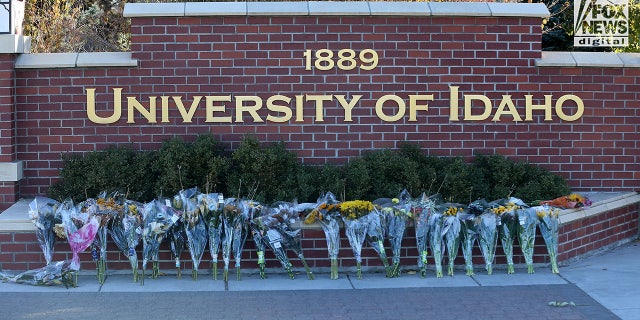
[{"left": 0, "top": 35, "right": 29, "bottom": 210}]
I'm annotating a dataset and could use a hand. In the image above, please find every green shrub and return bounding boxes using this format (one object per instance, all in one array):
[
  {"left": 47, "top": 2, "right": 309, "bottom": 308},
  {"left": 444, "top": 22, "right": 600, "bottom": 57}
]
[
  {"left": 47, "top": 145, "right": 156, "bottom": 202},
  {"left": 48, "top": 136, "right": 572, "bottom": 205}
]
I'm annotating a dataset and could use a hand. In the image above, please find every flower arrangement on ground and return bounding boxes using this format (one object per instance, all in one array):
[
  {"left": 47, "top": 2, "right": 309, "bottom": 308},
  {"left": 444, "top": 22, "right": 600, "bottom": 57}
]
[
  {"left": 58, "top": 198, "right": 100, "bottom": 285},
  {"left": 442, "top": 204, "right": 462, "bottom": 276},
  {"left": 428, "top": 204, "right": 445, "bottom": 278},
  {"left": 340, "top": 200, "right": 373, "bottom": 279},
  {"left": 382, "top": 190, "right": 412, "bottom": 277},
  {"left": 478, "top": 209, "right": 498, "bottom": 275},
  {"left": 140, "top": 200, "right": 181, "bottom": 285},
  {"left": 459, "top": 199, "right": 485, "bottom": 276},
  {"left": 303, "top": 192, "right": 342, "bottom": 279},
  {"left": 199, "top": 192, "right": 224, "bottom": 280},
  {"left": 411, "top": 193, "right": 436, "bottom": 277},
  {"left": 490, "top": 198, "right": 522, "bottom": 274},
  {"left": 179, "top": 188, "right": 208, "bottom": 280},
  {"left": 518, "top": 207, "right": 538, "bottom": 274},
  {"left": 29, "top": 197, "right": 61, "bottom": 266},
  {"left": 536, "top": 205, "right": 561, "bottom": 274},
  {"left": 108, "top": 200, "right": 143, "bottom": 282}
]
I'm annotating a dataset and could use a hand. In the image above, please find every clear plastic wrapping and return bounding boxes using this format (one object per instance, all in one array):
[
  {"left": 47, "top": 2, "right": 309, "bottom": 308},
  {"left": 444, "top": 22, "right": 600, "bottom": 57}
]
[{"left": 29, "top": 197, "right": 61, "bottom": 266}]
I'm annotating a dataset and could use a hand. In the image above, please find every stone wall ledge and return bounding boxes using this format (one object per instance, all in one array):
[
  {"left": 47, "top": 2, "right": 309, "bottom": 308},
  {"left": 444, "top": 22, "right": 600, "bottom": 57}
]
[
  {"left": 122, "top": 1, "right": 551, "bottom": 18},
  {"left": 1, "top": 191, "right": 637, "bottom": 232},
  {"left": 14, "top": 52, "right": 138, "bottom": 69},
  {"left": 535, "top": 51, "right": 640, "bottom": 68}
]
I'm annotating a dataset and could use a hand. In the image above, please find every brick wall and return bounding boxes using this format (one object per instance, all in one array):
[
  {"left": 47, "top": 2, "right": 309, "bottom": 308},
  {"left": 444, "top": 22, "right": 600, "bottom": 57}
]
[{"left": 6, "top": 13, "right": 639, "bottom": 202}]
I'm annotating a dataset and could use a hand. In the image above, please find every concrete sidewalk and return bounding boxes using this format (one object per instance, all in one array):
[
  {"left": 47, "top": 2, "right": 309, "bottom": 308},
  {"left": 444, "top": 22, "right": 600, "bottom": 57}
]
[{"left": 0, "top": 241, "right": 638, "bottom": 320}]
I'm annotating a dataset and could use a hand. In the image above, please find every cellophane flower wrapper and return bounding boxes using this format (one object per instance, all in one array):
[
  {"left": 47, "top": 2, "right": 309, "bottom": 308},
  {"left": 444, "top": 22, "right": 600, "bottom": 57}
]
[
  {"left": 222, "top": 199, "right": 250, "bottom": 281},
  {"left": 180, "top": 188, "right": 208, "bottom": 280},
  {"left": 342, "top": 214, "right": 369, "bottom": 279},
  {"left": 199, "top": 193, "right": 224, "bottom": 280},
  {"left": 167, "top": 217, "right": 186, "bottom": 278},
  {"left": 535, "top": 205, "right": 560, "bottom": 274},
  {"left": 411, "top": 193, "right": 436, "bottom": 277},
  {"left": 428, "top": 209, "right": 445, "bottom": 278},
  {"left": 478, "top": 212, "right": 498, "bottom": 275},
  {"left": 302, "top": 192, "right": 341, "bottom": 279},
  {"left": 141, "top": 200, "right": 181, "bottom": 284},
  {"left": 232, "top": 200, "right": 252, "bottom": 280},
  {"left": 458, "top": 210, "right": 479, "bottom": 276},
  {"left": 383, "top": 191, "right": 412, "bottom": 277},
  {"left": 29, "top": 197, "right": 61, "bottom": 266},
  {"left": 365, "top": 208, "right": 390, "bottom": 276},
  {"left": 268, "top": 202, "right": 314, "bottom": 280},
  {"left": 249, "top": 217, "right": 269, "bottom": 279},
  {"left": 0, "top": 260, "right": 74, "bottom": 287},
  {"left": 442, "top": 204, "right": 463, "bottom": 276},
  {"left": 92, "top": 192, "right": 123, "bottom": 284},
  {"left": 108, "top": 200, "right": 143, "bottom": 282},
  {"left": 254, "top": 207, "right": 295, "bottom": 279},
  {"left": 518, "top": 207, "right": 539, "bottom": 274},
  {"left": 58, "top": 199, "right": 100, "bottom": 273},
  {"left": 489, "top": 198, "right": 522, "bottom": 274}
]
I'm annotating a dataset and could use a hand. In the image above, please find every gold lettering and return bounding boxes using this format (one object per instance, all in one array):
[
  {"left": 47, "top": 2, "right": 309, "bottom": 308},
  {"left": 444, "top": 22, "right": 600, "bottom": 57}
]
[
  {"left": 295, "top": 95, "right": 304, "bottom": 122},
  {"left": 409, "top": 95, "right": 433, "bottom": 121},
  {"left": 161, "top": 96, "right": 170, "bottom": 123},
  {"left": 449, "top": 86, "right": 459, "bottom": 121},
  {"left": 173, "top": 96, "right": 202, "bottom": 123},
  {"left": 375, "top": 95, "right": 405, "bottom": 122},
  {"left": 306, "top": 95, "right": 332, "bottom": 122},
  {"left": 335, "top": 95, "right": 362, "bottom": 122},
  {"left": 235, "top": 96, "right": 264, "bottom": 123},
  {"left": 127, "top": 96, "right": 157, "bottom": 123},
  {"left": 464, "top": 95, "right": 491, "bottom": 121},
  {"left": 86, "top": 88, "right": 122, "bottom": 124},
  {"left": 492, "top": 95, "right": 523, "bottom": 122},
  {"left": 525, "top": 95, "right": 553, "bottom": 121},
  {"left": 205, "top": 96, "right": 232, "bottom": 123},
  {"left": 266, "top": 95, "right": 293, "bottom": 123},
  {"left": 555, "top": 95, "right": 584, "bottom": 122}
]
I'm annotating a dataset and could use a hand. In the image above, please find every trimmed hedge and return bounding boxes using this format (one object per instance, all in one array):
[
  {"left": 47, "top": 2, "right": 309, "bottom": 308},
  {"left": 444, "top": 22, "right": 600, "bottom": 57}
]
[{"left": 47, "top": 135, "right": 571, "bottom": 204}]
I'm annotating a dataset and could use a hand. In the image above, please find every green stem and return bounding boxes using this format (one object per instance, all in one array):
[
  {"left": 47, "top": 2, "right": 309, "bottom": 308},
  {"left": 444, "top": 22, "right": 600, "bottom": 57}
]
[
  {"left": 133, "top": 267, "right": 138, "bottom": 283},
  {"left": 356, "top": 261, "right": 362, "bottom": 279},
  {"left": 212, "top": 262, "right": 217, "bottom": 280},
  {"left": 223, "top": 267, "right": 228, "bottom": 282},
  {"left": 448, "top": 264, "right": 454, "bottom": 277},
  {"left": 300, "top": 256, "right": 314, "bottom": 280},
  {"left": 486, "top": 263, "right": 493, "bottom": 275},
  {"left": 420, "top": 268, "right": 427, "bottom": 278},
  {"left": 527, "top": 263, "right": 535, "bottom": 274},
  {"left": 466, "top": 266, "right": 474, "bottom": 276},
  {"left": 331, "top": 258, "right": 338, "bottom": 280},
  {"left": 507, "top": 263, "right": 515, "bottom": 274},
  {"left": 193, "top": 269, "right": 197, "bottom": 281},
  {"left": 177, "top": 267, "right": 181, "bottom": 279},
  {"left": 236, "top": 267, "right": 241, "bottom": 281},
  {"left": 140, "top": 269, "right": 145, "bottom": 286}
]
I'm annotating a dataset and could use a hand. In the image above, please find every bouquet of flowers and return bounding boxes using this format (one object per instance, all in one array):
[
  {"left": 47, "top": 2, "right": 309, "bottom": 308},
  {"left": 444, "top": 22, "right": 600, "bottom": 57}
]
[
  {"left": 428, "top": 204, "right": 445, "bottom": 278},
  {"left": 535, "top": 205, "right": 561, "bottom": 274},
  {"left": 340, "top": 200, "right": 373, "bottom": 279},
  {"left": 178, "top": 188, "right": 208, "bottom": 280},
  {"left": 199, "top": 193, "right": 224, "bottom": 280},
  {"left": 477, "top": 210, "right": 498, "bottom": 275},
  {"left": 303, "top": 192, "right": 341, "bottom": 279},
  {"left": 108, "top": 200, "right": 143, "bottom": 282},
  {"left": 221, "top": 199, "right": 251, "bottom": 281},
  {"left": 442, "top": 204, "right": 462, "bottom": 276},
  {"left": 411, "top": 193, "right": 437, "bottom": 277},
  {"left": 141, "top": 199, "right": 181, "bottom": 285},
  {"left": 28, "top": 197, "right": 61, "bottom": 266},
  {"left": 253, "top": 207, "right": 295, "bottom": 279},
  {"left": 458, "top": 199, "right": 485, "bottom": 276},
  {"left": 365, "top": 207, "right": 390, "bottom": 276},
  {"left": 490, "top": 198, "right": 522, "bottom": 274},
  {"left": 273, "top": 202, "right": 315, "bottom": 279},
  {"left": 167, "top": 216, "right": 186, "bottom": 278},
  {"left": 249, "top": 211, "right": 269, "bottom": 279},
  {"left": 382, "top": 190, "right": 412, "bottom": 277},
  {"left": 0, "top": 260, "right": 74, "bottom": 287},
  {"left": 541, "top": 193, "right": 592, "bottom": 209},
  {"left": 518, "top": 207, "right": 539, "bottom": 274},
  {"left": 58, "top": 199, "right": 100, "bottom": 285},
  {"left": 91, "top": 192, "right": 123, "bottom": 284}
]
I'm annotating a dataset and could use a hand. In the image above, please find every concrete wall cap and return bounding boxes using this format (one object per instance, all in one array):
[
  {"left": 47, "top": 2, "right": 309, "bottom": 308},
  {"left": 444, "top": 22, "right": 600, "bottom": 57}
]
[
  {"left": 535, "top": 51, "right": 576, "bottom": 67},
  {"left": 368, "top": 1, "right": 431, "bottom": 16},
  {"left": 15, "top": 52, "right": 137, "bottom": 69},
  {"left": 0, "top": 35, "right": 31, "bottom": 54},
  {"left": 123, "top": 2, "right": 185, "bottom": 17},
  {"left": 571, "top": 52, "right": 624, "bottom": 67},
  {"left": 428, "top": 2, "right": 491, "bottom": 16},
  {"left": 248, "top": 1, "right": 309, "bottom": 15},
  {"left": 308, "top": 1, "right": 370, "bottom": 15},
  {"left": 612, "top": 52, "right": 640, "bottom": 68},
  {"left": 185, "top": 2, "right": 247, "bottom": 16},
  {"left": 488, "top": 2, "right": 550, "bottom": 18}
]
